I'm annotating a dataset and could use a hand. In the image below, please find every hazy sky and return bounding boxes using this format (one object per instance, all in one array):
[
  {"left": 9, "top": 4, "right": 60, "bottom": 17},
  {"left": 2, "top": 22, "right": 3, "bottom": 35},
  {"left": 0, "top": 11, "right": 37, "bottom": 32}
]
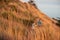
[{"left": 21, "top": 0, "right": 60, "bottom": 18}]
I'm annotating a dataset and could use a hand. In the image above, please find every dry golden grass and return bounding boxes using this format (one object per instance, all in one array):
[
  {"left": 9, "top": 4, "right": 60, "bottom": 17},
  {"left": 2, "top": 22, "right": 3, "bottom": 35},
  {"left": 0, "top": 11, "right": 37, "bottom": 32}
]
[{"left": 0, "top": 0, "right": 60, "bottom": 40}]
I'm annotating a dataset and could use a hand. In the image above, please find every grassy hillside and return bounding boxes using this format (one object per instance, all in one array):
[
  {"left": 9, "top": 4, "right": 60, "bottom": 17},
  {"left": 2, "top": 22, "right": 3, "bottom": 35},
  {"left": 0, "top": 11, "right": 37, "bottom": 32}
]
[{"left": 0, "top": 0, "right": 60, "bottom": 40}]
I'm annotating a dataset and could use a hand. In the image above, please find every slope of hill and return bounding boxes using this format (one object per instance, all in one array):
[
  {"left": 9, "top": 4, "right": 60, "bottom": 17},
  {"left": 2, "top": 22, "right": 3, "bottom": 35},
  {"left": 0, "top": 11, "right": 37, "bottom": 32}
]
[{"left": 0, "top": 0, "right": 60, "bottom": 40}]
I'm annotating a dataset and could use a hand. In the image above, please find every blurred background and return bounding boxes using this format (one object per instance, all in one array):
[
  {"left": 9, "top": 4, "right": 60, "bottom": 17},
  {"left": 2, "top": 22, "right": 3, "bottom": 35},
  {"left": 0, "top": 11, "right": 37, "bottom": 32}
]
[{"left": 20, "top": 0, "right": 60, "bottom": 18}]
